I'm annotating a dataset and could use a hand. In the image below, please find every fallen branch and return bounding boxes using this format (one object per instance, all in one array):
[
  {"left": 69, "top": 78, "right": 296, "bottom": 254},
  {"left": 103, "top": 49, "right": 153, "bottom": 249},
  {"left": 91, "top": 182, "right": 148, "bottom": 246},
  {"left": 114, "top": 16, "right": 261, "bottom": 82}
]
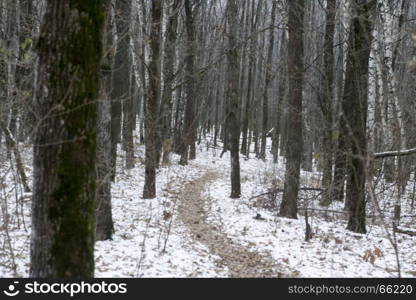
[
  {"left": 0, "top": 120, "right": 31, "bottom": 193},
  {"left": 298, "top": 207, "right": 347, "bottom": 215},
  {"left": 18, "top": 193, "right": 32, "bottom": 203},
  {"left": 374, "top": 148, "right": 416, "bottom": 159},
  {"left": 393, "top": 227, "right": 416, "bottom": 236},
  {"left": 299, "top": 187, "right": 325, "bottom": 192},
  {"left": 249, "top": 187, "right": 325, "bottom": 200}
]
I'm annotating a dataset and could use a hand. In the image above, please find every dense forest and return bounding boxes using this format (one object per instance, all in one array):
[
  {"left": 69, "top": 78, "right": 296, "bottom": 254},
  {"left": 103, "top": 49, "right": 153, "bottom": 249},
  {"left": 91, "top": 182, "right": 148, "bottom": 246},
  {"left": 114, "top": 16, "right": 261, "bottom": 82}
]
[{"left": 0, "top": 0, "right": 416, "bottom": 278}]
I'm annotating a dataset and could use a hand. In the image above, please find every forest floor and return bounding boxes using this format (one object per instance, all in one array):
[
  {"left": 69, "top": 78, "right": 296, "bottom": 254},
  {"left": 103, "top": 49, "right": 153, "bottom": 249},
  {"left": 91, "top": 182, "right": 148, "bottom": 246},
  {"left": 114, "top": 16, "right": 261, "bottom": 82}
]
[{"left": 1, "top": 137, "right": 416, "bottom": 277}]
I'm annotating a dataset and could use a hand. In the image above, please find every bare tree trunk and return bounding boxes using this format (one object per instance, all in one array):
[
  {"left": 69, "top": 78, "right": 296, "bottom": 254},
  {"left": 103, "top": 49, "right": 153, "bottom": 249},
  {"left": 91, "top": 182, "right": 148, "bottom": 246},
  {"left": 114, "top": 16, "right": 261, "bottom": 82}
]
[
  {"left": 143, "top": 0, "right": 161, "bottom": 199},
  {"left": 280, "top": 0, "right": 305, "bottom": 219},
  {"left": 332, "top": 117, "right": 347, "bottom": 203},
  {"left": 30, "top": 0, "right": 105, "bottom": 277},
  {"left": 260, "top": 0, "right": 277, "bottom": 160},
  {"left": 16, "top": 0, "right": 36, "bottom": 142},
  {"left": 122, "top": 50, "right": 135, "bottom": 170},
  {"left": 0, "top": 0, "right": 7, "bottom": 144},
  {"left": 344, "top": 0, "right": 374, "bottom": 234},
  {"left": 161, "top": 0, "right": 180, "bottom": 166},
  {"left": 5, "top": 0, "right": 19, "bottom": 140},
  {"left": 272, "top": 30, "right": 287, "bottom": 163},
  {"left": 180, "top": 0, "right": 197, "bottom": 165},
  {"left": 241, "top": 0, "right": 260, "bottom": 157},
  {"left": 320, "top": 0, "right": 336, "bottom": 206},
  {"left": 96, "top": 7, "right": 114, "bottom": 241},
  {"left": 226, "top": 0, "right": 241, "bottom": 199},
  {"left": 111, "top": 0, "right": 132, "bottom": 177}
]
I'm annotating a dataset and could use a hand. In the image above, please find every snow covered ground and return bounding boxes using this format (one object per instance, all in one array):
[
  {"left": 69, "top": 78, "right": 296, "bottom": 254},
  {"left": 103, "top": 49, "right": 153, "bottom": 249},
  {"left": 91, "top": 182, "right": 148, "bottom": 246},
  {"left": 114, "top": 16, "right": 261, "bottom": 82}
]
[
  {"left": 0, "top": 137, "right": 415, "bottom": 277},
  {"left": 199, "top": 144, "right": 416, "bottom": 277}
]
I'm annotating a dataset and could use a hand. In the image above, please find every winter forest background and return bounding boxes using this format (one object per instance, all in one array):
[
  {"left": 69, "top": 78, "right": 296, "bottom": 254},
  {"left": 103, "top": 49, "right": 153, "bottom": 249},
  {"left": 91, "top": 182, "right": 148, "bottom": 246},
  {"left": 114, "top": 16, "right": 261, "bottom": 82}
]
[{"left": 0, "top": 0, "right": 416, "bottom": 278}]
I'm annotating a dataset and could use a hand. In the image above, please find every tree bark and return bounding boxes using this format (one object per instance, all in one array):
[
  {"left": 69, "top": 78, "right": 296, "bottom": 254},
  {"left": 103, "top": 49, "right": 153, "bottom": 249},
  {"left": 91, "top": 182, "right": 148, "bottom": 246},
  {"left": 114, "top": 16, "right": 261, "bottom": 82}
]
[
  {"left": 260, "top": 0, "right": 277, "bottom": 160},
  {"left": 0, "top": 0, "right": 7, "bottom": 144},
  {"left": 180, "top": 0, "right": 197, "bottom": 165},
  {"left": 241, "top": 0, "right": 260, "bottom": 157},
  {"left": 280, "top": 0, "right": 305, "bottom": 219},
  {"left": 96, "top": 6, "right": 114, "bottom": 241},
  {"left": 344, "top": 0, "right": 374, "bottom": 234},
  {"left": 272, "top": 30, "right": 287, "bottom": 163},
  {"left": 111, "top": 0, "right": 133, "bottom": 177},
  {"left": 30, "top": 0, "right": 106, "bottom": 277},
  {"left": 143, "top": 0, "right": 161, "bottom": 199},
  {"left": 160, "top": 0, "right": 180, "bottom": 166},
  {"left": 319, "top": 0, "right": 336, "bottom": 206},
  {"left": 226, "top": 0, "right": 241, "bottom": 199}
]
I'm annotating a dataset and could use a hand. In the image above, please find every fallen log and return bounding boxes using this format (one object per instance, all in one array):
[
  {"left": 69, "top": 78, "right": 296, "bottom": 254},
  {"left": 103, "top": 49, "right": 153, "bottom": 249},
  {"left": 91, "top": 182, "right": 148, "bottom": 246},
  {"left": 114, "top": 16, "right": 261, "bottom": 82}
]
[{"left": 374, "top": 148, "right": 416, "bottom": 159}]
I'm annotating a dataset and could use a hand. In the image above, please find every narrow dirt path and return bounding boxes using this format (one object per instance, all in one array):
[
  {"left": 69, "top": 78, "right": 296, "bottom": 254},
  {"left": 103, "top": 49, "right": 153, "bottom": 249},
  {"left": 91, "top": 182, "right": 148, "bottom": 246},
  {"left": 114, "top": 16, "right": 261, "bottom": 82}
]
[{"left": 177, "top": 169, "right": 285, "bottom": 278}]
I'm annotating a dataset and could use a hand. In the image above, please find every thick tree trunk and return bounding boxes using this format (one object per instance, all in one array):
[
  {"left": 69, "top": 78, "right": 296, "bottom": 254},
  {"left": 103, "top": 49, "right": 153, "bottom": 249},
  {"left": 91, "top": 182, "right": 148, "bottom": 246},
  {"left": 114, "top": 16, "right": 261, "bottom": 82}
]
[
  {"left": 280, "top": 0, "right": 305, "bottom": 219},
  {"left": 96, "top": 8, "right": 114, "bottom": 242},
  {"left": 319, "top": 0, "right": 336, "bottom": 206},
  {"left": 143, "top": 0, "right": 161, "bottom": 199},
  {"left": 260, "top": 0, "right": 277, "bottom": 160},
  {"left": 226, "top": 0, "right": 241, "bottom": 199},
  {"left": 180, "top": 0, "right": 197, "bottom": 165},
  {"left": 30, "top": 0, "right": 105, "bottom": 277},
  {"left": 344, "top": 0, "right": 374, "bottom": 234}
]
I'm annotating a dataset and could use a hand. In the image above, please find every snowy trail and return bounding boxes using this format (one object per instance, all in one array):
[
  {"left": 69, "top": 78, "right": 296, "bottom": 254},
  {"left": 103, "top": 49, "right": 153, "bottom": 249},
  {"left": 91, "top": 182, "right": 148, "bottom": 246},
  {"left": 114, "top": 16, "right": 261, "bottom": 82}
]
[{"left": 177, "top": 168, "right": 286, "bottom": 278}]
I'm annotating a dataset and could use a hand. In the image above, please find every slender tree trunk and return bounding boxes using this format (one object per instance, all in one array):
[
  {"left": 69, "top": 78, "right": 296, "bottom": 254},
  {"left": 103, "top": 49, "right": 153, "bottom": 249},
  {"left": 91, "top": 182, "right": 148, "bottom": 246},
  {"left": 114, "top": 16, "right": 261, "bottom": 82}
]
[
  {"left": 0, "top": 0, "right": 7, "bottom": 145},
  {"left": 96, "top": 7, "right": 114, "bottom": 241},
  {"left": 173, "top": 84, "right": 183, "bottom": 154},
  {"left": 5, "top": 0, "right": 19, "bottom": 140},
  {"left": 111, "top": 0, "right": 132, "bottom": 177},
  {"left": 123, "top": 50, "right": 135, "bottom": 170},
  {"left": 332, "top": 117, "right": 347, "bottom": 203},
  {"left": 136, "top": 0, "right": 147, "bottom": 148},
  {"left": 16, "top": 0, "right": 36, "bottom": 142},
  {"left": 272, "top": 30, "right": 287, "bottom": 163},
  {"left": 161, "top": 0, "right": 180, "bottom": 166},
  {"left": 241, "top": 0, "right": 260, "bottom": 157},
  {"left": 213, "top": 77, "right": 220, "bottom": 148},
  {"left": 0, "top": 119, "right": 30, "bottom": 192}
]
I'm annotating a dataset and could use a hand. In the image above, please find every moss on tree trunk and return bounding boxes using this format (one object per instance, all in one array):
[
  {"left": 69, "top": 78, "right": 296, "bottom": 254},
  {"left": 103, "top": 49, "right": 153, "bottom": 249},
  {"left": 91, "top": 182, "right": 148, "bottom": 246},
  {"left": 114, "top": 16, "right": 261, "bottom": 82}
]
[{"left": 30, "top": 0, "right": 106, "bottom": 278}]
